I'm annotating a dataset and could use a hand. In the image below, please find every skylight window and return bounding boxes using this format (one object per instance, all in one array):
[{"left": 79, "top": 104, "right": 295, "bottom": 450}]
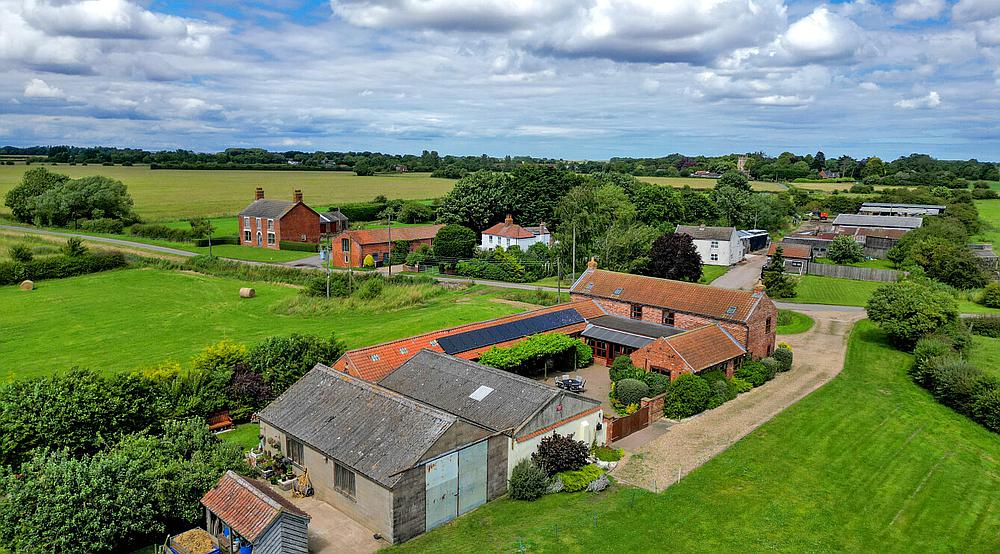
[
  {"left": 726, "top": 306, "right": 737, "bottom": 315},
  {"left": 585, "top": 283, "right": 594, "bottom": 291},
  {"left": 399, "top": 347, "right": 408, "bottom": 354},
  {"left": 469, "top": 385, "right": 494, "bottom": 401},
  {"left": 429, "top": 339, "right": 438, "bottom": 346},
  {"left": 371, "top": 354, "right": 380, "bottom": 361},
  {"left": 612, "top": 287, "right": 624, "bottom": 296}
]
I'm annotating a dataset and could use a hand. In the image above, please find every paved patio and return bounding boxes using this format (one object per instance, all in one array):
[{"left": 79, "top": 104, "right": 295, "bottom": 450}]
[
  {"left": 540, "top": 363, "right": 613, "bottom": 412},
  {"left": 272, "top": 488, "right": 388, "bottom": 553}
]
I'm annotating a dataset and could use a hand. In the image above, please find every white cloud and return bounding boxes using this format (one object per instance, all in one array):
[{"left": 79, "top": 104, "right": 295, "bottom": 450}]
[
  {"left": 893, "top": 0, "right": 946, "bottom": 21},
  {"left": 640, "top": 78, "right": 660, "bottom": 94},
  {"left": 895, "top": 90, "right": 941, "bottom": 109},
  {"left": 859, "top": 81, "right": 879, "bottom": 91},
  {"left": 330, "top": 0, "right": 571, "bottom": 32},
  {"left": 953, "top": 0, "right": 1000, "bottom": 22},
  {"left": 23, "top": 78, "right": 64, "bottom": 98},
  {"left": 779, "top": 7, "right": 863, "bottom": 63}
]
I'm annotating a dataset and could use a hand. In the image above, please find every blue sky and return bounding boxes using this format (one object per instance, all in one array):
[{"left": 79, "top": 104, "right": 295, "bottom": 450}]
[{"left": 1, "top": 0, "right": 999, "bottom": 161}]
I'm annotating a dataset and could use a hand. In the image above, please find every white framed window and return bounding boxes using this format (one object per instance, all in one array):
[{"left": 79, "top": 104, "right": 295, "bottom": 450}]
[
  {"left": 255, "top": 217, "right": 261, "bottom": 231},
  {"left": 710, "top": 253, "right": 719, "bottom": 261},
  {"left": 243, "top": 216, "right": 250, "bottom": 229},
  {"left": 710, "top": 240, "right": 719, "bottom": 248},
  {"left": 489, "top": 235, "right": 493, "bottom": 243},
  {"left": 243, "top": 229, "right": 251, "bottom": 242},
  {"left": 267, "top": 218, "right": 274, "bottom": 231},
  {"left": 267, "top": 232, "right": 276, "bottom": 245}
]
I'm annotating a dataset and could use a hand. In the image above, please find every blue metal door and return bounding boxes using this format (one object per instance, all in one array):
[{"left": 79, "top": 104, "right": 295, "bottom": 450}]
[
  {"left": 458, "top": 441, "right": 488, "bottom": 515},
  {"left": 425, "top": 452, "right": 458, "bottom": 531}
]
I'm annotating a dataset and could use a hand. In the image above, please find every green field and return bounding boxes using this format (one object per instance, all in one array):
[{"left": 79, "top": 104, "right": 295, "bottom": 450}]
[
  {"left": 789, "top": 275, "right": 997, "bottom": 314},
  {"left": 969, "top": 335, "right": 1000, "bottom": 380},
  {"left": 0, "top": 165, "right": 456, "bottom": 220},
  {"left": 219, "top": 423, "right": 261, "bottom": 452},
  {"left": 974, "top": 199, "right": 1000, "bottom": 249},
  {"left": 0, "top": 268, "right": 525, "bottom": 379},
  {"left": 638, "top": 176, "right": 785, "bottom": 192},
  {"left": 776, "top": 309, "right": 814, "bottom": 334},
  {"left": 393, "top": 321, "right": 1000, "bottom": 552},
  {"left": 699, "top": 264, "right": 729, "bottom": 283}
]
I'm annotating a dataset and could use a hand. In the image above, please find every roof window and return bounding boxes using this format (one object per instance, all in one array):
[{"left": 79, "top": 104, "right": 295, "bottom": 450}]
[
  {"left": 399, "top": 347, "right": 408, "bottom": 354},
  {"left": 469, "top": 385, "right": 494, "bottom": 401},
  {"left": 371, "top": 354, "right": 380, "bottom": 361},
  {"left": 612, "top": 287, "right": 624, "bottom": 296},
  {"left": 429, "top": 339, "right": 438, "bottom": 346},
  {"left": 585, "top": 283, "right": 594, "bottom": 291},
  {"left": 726, "top": 306, "right": 737, "bottom": 315}
]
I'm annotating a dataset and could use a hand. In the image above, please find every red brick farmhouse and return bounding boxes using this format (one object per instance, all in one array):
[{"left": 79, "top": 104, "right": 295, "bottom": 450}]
[
  {"left": 238, "top": 188, "right": 347, "bottom": 250},
  {"left": 328, "top": 224, "right": 443, "bottom": 268}
]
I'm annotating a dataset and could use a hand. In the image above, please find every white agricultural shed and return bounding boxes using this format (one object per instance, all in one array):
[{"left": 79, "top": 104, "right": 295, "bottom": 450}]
[{"left": 676, "top": 224, "right": 745, "bottom": 266}]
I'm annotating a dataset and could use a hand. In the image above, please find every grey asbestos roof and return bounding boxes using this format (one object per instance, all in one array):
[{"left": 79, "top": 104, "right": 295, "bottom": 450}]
[
  {"left": 581, "top": 326, "right": 653, "bottom": 349},
  {"left": 257, "top": 364, "right": 463, "bottom": 488},
  {"left": 239, "top": 199, "right": 296, "bottom": 219},
  {"left": 861, "top": 202, "right": 945, "bottom": 209},
  {"left": 380, "top": 350, "right": 592, "bottom": 433},
  {"left": 832, "top": 213, "right": 923, "bottom": 229},
  {"left": 676, "top": 225, "right": 736, "bottom": 241},
  {"left": 320, "top": 210, "right": 348, "bottom": 223}
]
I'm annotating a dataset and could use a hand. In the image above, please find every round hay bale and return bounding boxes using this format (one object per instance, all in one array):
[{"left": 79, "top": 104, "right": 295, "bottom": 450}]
[
  {"left": 239, "top": 287, "right": 256, "bottom": 298},
  {"left": 19, "top": 280, "right": 34, "bottom": 291}
]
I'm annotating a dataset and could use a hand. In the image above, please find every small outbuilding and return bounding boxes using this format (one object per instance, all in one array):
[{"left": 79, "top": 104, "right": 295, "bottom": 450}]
[
  {"left": 200, "top": 470, "right": 311, "bottom": 554},
  {"left": 675, "top": 224, "right": 744, "bottom": 266},
  {"left": 767, "top": 242, "right": 813, "bottom": 275}
]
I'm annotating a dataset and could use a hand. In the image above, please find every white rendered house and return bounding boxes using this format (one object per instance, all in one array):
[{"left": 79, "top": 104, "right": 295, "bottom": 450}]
[
  {"left": 675, "top": 224, "right": 744, "bottom": 266},
  {"left": 480, "top": 214, "right": 551, "bottom": 250}
]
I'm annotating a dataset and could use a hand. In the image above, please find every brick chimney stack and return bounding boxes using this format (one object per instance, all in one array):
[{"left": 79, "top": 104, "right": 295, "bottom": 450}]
[
  {"left": 293, "top": 189, "right": 303, "bottom": 203},
  {"left": 504, "top": 214, "right": 513, "bottom": 225},
  {"left": 587, "top": 256, "right": 598, "bottom": 270},
  {"left": 255, "top": 187, "right": 264, "bottom": 200}
]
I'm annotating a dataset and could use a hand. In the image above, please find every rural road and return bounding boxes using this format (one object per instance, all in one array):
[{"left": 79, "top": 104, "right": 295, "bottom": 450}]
[
  {"left": 709, "top": 254, "right": 766, "bottom": 290},
  {"left": 0, "top": 224, "right": 197, "bottom": 258}
]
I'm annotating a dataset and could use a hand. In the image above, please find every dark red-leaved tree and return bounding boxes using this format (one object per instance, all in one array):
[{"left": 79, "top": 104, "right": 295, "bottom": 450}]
[{"left": 644, "top": 232, "right": 703, "bottom": 282}]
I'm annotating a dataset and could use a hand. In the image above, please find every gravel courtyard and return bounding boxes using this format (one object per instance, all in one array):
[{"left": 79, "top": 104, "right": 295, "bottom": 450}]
[{"left": 611, "top": 309, "right": 865, "bottom": 491}]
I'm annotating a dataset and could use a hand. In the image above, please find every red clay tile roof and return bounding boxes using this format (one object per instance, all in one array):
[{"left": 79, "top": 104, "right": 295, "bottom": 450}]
[
  {"left": 768, "top": 242, "right": 813, "bottom": 259},
  {"left": 633, "top": 325, "right": 745, "bottom": 374},
  {"left": 482, "top": 220, "right": 535, "bottom": 239},
  {"left": 570, "top": 269, "right": 767, "bottom": 323},
  {"left": 201, "top": 471, "right": 309, "bottom": 542},
  {"left": 344, "top": 224, "right": 444, "bottom": 245},
  {"left": 333, "top": 300, "right": 606, "bottom": 381}
]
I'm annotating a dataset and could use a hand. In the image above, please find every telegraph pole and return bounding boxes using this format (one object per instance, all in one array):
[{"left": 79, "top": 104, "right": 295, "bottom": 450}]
[
  {"left": 387, "top": 211, "right": 392, "bottom": 276},
  {"left": 571, "top": 221, "right": 576, "bottom": 283}
]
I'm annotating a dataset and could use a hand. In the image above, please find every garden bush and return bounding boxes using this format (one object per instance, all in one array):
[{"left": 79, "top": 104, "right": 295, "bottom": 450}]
[
  {"left": 531, "top": 433, "right": 589, "bottom": 476},
  {"left": 643, "top": 372, "right": 671, "bottom": 397},
  {"left": 663, "top": 373, "right": 711, "bottom": 419},
  {"left": 966, "top": 316, "right": 1000, "bottom": 338},
  {"left": 0, "top": 251, "right": 127, "bottom": 285},
  {"left": 926, "top": 356, "right": 992, "bottom": 413},
  {"left": 735, "top": 361, "right": 770, "bottom": 387},
  {"left": 77, "top": 217, "right": 124, "bottom": 234},
  {"left": 615, "top": 378, "right": 649, "bottom": 406},
  {"left": 980, "top": 283, "right": 1000, "bottom": 309},
  {"left": 8, "top": 243, "right": 32, "bottom": 262},
  {"left": 246, "top": 333, "right": 346, "bottom": 395},
  {"left": 130, "top": 223, "right": 193, "bottom": 242},
  {"left": 609, "top": 355, "right": 645, "bottom": 382},
  {"left": 910, "top": 336, "right": 953, "bottom": 386},
  {"left": 354, "top": 276, "right": 384, "bottom": 300},
  {"left": 185, "top": 255, "right": 319, "bottom": 286},
  {"left": 508, "top": 459, "right": 550, "bottom": 501},
  {"left": 555, "top": 465, "right": 604, "bottom": 492},
  {"left": 761, "top": 357, "right": 782, "bottom": 380},
  {"left": 707, "top": 379, "right": 734, "bottom": 409},
  {"left": 278, "top": 240, "right": 319, "bottom": 252},
  {"left": 772, "top": 346, "right": 793, "bottom": 372},
  {"left": 729, "top": 377, "right": 753, "bottom": 394},
  {"left": 973, "top": 389, "right": 1000, "bottom": 433},
  {"left": 590, "top": 446, "right": 624, "bottom": 462},
  {"left": 935, "top": 321, "right": 974, "bottom": 353},
  {"left": 478, "top": 334, "right": 589, "bottom": 375},
  {"left": 866, "top": 280, "right": 959, "bottom": 349}
]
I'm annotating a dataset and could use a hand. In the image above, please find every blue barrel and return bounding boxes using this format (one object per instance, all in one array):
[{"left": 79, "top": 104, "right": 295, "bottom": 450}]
[{"left": 239, "top": 544, "right": 253, "bottom": 554}]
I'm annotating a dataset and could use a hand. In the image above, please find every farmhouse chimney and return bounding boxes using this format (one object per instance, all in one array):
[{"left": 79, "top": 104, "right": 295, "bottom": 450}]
[
  {"left": 587, "top": 256, "right": 597, "bottom": 270},
  {"left": 504, "top": 214, "right": 513, "bottom": 225},
  {"left": 753, "top": 279, "right": 765, "bottom": 295},
  {"left": 293, "top": 189, "right": 303, "bottom": 203},
  {"left": 255, "top": 187, "right": 264, "bottom": 200}
]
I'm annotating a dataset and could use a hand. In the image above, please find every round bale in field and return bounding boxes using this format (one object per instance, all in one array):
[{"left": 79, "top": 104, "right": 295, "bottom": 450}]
[
  {"left": 19, "top": 280, "right": 34, "bottom": 291},
  {"left": 239, "top": 287, "right": 256, "bottom": 298}
]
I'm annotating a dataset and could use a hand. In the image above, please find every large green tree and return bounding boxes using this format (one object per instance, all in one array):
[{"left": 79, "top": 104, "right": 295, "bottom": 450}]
[
  {"left": 31, "top": 175, "right": 134, "bottom": 226},
  {"left": 433, "top": 224, "right": 478, "bottom": 259},
  {"left": 827, "top": 235, "right": 865, "bottom": 264},
  {"left": 436, "top": 171, "right": 515, "bottom": 231},
  {"left": 644, "top": 232, "right": 703, "bottom": 282},
  {"left": 3, "top": 167, "right": 69, "bottom": 222},
  {"left": 553, "top": 184, "right": 637, "bottom": 274},
  {"left": 866, "top": 281, "right": 959, "bottom": 348},
  {"left": 716, "top": 171, "right": 751, "bottom": 192}
]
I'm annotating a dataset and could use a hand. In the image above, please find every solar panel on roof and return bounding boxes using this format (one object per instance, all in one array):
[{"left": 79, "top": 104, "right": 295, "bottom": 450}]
[{"left": 437, "top": 308, "right": 585, "bottom": 355}]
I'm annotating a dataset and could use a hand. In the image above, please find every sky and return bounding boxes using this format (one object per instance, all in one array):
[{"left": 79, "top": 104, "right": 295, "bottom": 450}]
[{"left": 1, "top": 0, "right": 999, "bottom": 161}]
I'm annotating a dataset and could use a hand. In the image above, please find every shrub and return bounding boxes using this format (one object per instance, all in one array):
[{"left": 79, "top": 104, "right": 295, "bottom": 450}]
[
  {"left": 761, "top": 357, "right": 782, "bottom": 380},
  {"left": 926, "top": 356, "right": 992, "bottom": 413},
  {"left": 363, "top": 254, "right": 375, "bottom": 268},
  {"left": 643, "top": 372, "right": 671, "bottom": 397},
  {"left": 337, "top": 201, "right": 386, "bottom": 222},
  {"left": 707, "top": 379, "right": 733, "bottom": 409},
  {"left": 663, "top": 373, "right": 711, "bottom": 419},
  {"left": 433, "top": 224, "right": 478, "bottom": 259},
  {"left": 730, "top": 377, "right": 753, "bottom": 394},
  {"left": 532, "top": 433, "right": 589, "bottom": 476},
  {"left": 934, "top": 321, "right": 973, "bottom": 353},
  {"left": 246, "top": 333, "right": 346, "bottom": 395},
  {"left": 966, "top": 316, "right": 1000, "bottom": 338},
  {"left": 63, "top": 236, "right": 87, "bottom": 257},
  {"left": 508, "top": 459, "right": 550, "bottom": 501},
  {"left": 8, "top": 243, "right": 32, "bottom": 262},
  {"left": 973, "top": 389, "right": 1000, "bottom": 433},
  {"left": 0, "top": 251, "right": 127, "bottom": 285},
  {"left": 191, "top": 341, "right": 247, "bottom": 373},
  {"left": 77, "top": 218, "right": 124, "bottom": 234},
  {"left": 772, "top": 346, "right": 793, "bottom": 372},
  {"left": 555, "top": 465, "right": 604, "bottom": 492},
  {"left": 278, "top": 240, "right": 319, "bottom": 252},
  {"left": 130, "top": 223, "right": 194, "bottom": 242},
  {"left": 590, "top": 446, "right": 624, "bottom": 462},
  {"left": 397, "top": 202, "right": 434, "bottom": 223},
  {"left": 980, "top": 283, "right": 1000, "bottom": 309},
  {"left": 735, "top": 361, "right": 769, "bottom": 387},
  {"left": 354, "top": 276, "right": 384, "bottom": 300},
  {"left": 866, "top": 281, "right": 959, "bottom": 349},
  {"left": 478, "top": 334, "right": 589, "bottom": 375},
  {"left": 910, "top": 337, "right": 952, "bottom": 386},
  {"left": 615, "top": 378, "right": 649, "bottom": 406},
  {"left": 609, "top": 355, "right": 645, "bottom": 382}
]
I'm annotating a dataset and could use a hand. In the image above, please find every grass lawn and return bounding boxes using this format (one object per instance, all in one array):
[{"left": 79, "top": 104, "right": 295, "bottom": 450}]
[
  {"left": 790, "top": 275, "right": 999, "bottom": 314},
  {"left": 0, "top": 165, "right": 456, "bottom": 220},
  {"left": 969, "top": 335, "right": 1000, "bottom": 380},
  {"left": 0, "top": 232, "right": 66, "bottom": 259},
  {"left": 0, "top": 268, "right": 525, "bottom": 379},
  {"left": 393, "top": 321, "right": 1000, "bottom": 553},
  {"left": 219, "top": 423, "right": 261, "bottom": 452},
  {"left": 776, "top": 309, "right": 814, "bottom": 334},
  {"left": 974, "top": 199, "right": 1000, "bottom": 249},
  {"left": 638, "top": 176, "right": 785, "bottom": 192},
  {"left": 699, "top": 264, "right": 729, "bottom": 284},
  {"left": 815, "top": 257, "right": 896, "bottom": 270}
]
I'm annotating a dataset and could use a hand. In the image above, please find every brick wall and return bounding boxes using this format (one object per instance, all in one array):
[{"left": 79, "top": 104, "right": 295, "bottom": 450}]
[
  {"left": 745, "top": 296, "right": 778, "bottom": 359},
  {"left": 640, "top": 393, "right": 665, "bottom": 423},
  {"left": 276, "top": 203, "right": 322, "bottom": 246},
  {"left": 330, "top": 234, "right": 436, "bottom": 268}
]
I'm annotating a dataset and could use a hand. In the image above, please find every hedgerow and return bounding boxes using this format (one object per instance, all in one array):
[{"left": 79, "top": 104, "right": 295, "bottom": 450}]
[{"left": 478, "top": 334, "right": 590, "bottom": 375}]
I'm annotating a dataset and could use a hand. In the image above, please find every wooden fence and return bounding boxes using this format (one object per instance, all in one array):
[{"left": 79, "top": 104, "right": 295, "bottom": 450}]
[
  {"left": 806, "top": 263, "right": 905, "bottom": 283},
  {"left": 605, "top": 406, "right": 650, "bottom": 443}
]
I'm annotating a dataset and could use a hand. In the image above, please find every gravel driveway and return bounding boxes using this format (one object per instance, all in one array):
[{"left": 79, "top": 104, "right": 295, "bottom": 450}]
[{"left": 610, "top": 309, "right": 864, "bottom": 491}]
